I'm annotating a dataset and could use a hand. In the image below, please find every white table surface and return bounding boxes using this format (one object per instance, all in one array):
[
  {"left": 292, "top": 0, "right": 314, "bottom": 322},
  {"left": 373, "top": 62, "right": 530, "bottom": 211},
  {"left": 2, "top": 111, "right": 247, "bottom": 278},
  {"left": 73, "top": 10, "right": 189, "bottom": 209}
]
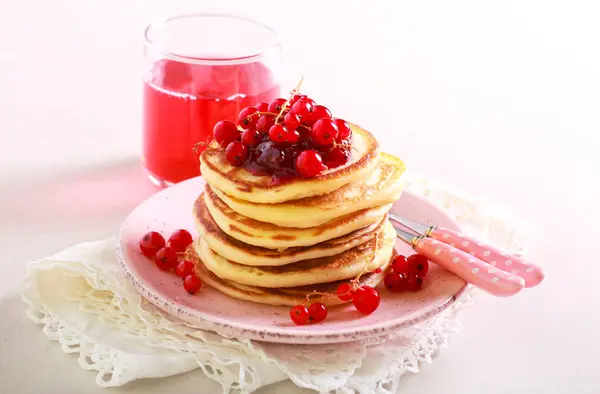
[{"left": 1, "top": 1, "right": 598, "bottom": 393}]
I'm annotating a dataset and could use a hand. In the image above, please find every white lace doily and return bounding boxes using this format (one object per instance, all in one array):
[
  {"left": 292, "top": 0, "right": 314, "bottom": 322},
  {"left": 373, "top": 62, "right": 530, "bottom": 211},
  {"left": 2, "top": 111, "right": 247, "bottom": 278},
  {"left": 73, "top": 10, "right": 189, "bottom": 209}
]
[{"left": 20, "top": 173, "right": 528, "bottom": 393}]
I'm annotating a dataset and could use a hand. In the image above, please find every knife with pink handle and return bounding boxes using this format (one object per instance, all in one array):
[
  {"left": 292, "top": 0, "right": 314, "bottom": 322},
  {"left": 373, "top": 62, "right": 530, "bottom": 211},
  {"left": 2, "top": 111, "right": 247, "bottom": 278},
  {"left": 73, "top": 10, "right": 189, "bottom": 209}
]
[{"left": 389, "top": 214, "right": 544, "bottom": 288}]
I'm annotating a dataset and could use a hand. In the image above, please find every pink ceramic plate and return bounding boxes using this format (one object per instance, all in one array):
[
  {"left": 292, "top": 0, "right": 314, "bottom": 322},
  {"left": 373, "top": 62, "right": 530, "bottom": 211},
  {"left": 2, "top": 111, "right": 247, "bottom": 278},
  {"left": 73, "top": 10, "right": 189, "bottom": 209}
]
[{"left": 117, "top": 177, "right": 467, "bottom": 344}]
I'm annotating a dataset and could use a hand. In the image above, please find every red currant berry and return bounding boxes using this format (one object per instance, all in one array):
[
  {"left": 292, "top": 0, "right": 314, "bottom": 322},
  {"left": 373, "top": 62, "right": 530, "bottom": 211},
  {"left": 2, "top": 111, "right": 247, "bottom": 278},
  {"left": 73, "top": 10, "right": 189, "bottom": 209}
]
[
  {"left": 391, "top": 255, "right": 409, "bottom": 274},
  {"left": 322, "top": 146, "right": 350, "bottom": 168},
  {"left": 291, "top": 99, "right": 312, "bottom": 119},
  {"left": 183, "top": 274, "right": 203, "bottom": 294},
  {"left": 268, "top": 98, "right": 287, "bottom": 113},
  {"left": 407, "top": 254, "right": 429, "bottom": 277},
  {"left": 154, "top": 247, "right": 178, "bottom": 271},
  {"left": 309, "top": 105, "right": 332, "bottom": 123},
  {"left": 289, "top": 94, "right": 307, "bottom": 105},
  {"left": 238, "top": 106, "right": 258, "bottom": 128},
  {"left": 308, "top": 302, "right": 328, "bottom": 323},
  {"left": 213, "top": 120, "right": 240, "bottom": 147},
  {"left": 256, "top": 115, "right": 275, "bottom": 133},
  {"left": 286, "top": 129, "right": 300, "bottom": 143},
  {"left": 241, "top": 129, "right": 262, "bottom": 147},
  {"left": 256, "top": 102, "right": 269, "bottom": 113},
  {"left": 269, "top": 124, "right": 288, "bottom": 143},
  {"left": 352, "top": 286, "right": 380, "bottom": 315},
  {"left": 139, "top": 231, "right": 165, "bottom": 258},
  {"left": 167, "top": 229, "right": 193, "bottom": 253},
  {"left": 336, "top": 283, "right": 354, "bottom": 301},
  {"left": 406, "top": 274, "right": 424, "bottom": 291},
  {"left": 175, "top": 260, "right": 195, "bottom": 279},
  {"left": 311, "top": 119, "right": 339, "bottom": 146},
  {"left": 290, "top": 305, "right": 310, "bottom": 325},
  {"left": 284, "top": 111, "right": 300, "bottom": 130},
  {"left": 225, "top": 141, "right": 249, "bottom": 166},
  {"left": 384, "top": 272, "right": 407, "bottom": 292},
  {"left": 295, "top": 150, "right": 326, "bottom": 177},
  {"left": 334, "top": 118, "right": 352, "bottom": 141}
]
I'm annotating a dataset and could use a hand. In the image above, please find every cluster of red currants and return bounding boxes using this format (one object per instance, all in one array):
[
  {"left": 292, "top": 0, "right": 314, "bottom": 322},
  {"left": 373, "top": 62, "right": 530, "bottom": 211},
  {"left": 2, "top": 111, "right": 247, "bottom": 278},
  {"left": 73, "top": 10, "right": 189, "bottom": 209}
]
[
  {"left": 139, "top": 229, "right": 202, "bottom": 294},
  {"left": 384, "top": 254, "right": 429, "bottom": 292},
  {"left": 212, "top": 94, "right": 353, "bottom": 178}
]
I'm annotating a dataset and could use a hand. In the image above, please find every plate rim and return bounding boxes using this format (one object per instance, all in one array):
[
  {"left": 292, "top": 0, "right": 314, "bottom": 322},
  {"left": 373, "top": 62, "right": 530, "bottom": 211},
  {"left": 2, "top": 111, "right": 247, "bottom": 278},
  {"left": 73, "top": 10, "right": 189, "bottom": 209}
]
[{"left": 117, "top": 176, "right": 467, "bottom": 344}]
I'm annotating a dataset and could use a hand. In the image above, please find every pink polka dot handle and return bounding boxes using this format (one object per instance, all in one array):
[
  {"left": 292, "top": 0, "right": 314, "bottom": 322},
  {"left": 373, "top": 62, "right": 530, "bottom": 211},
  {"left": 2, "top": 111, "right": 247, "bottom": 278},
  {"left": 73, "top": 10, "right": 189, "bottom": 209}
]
[
  {"left": 414, "top": 237, "right": 525, "bottom": 297},
  {"left": 429, "top": 228, "right": 544, "bottom": 288}
]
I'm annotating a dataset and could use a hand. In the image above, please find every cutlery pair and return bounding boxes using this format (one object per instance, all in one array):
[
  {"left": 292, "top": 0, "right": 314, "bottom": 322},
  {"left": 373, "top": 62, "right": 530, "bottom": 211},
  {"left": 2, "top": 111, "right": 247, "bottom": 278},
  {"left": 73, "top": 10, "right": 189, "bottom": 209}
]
[{"left": 389, "top": 213, "right": 544, "bottom": 296}]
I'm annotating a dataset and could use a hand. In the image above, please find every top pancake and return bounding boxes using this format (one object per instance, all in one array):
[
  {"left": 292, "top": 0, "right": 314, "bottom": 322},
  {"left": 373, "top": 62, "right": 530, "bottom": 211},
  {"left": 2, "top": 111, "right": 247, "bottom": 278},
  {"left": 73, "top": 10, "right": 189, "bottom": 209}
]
[{"left": 200, "top": 124, "right": 380, "bottom": 203}]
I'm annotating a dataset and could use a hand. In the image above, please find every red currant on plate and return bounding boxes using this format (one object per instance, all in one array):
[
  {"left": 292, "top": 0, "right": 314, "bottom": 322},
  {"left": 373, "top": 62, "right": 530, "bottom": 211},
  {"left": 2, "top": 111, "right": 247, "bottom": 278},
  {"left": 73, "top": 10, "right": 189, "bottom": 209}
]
[
  {"left": 213, "top": 120, "right": 240, "bottom": 147},
  {"left": 322, "top": 146, "right": 350, "bottom": 168},
  {"left": 336, "top": 283, "right": 354, "bottom": 301},
  {"left": 407, "top": 254, "right": 429, "bottom": 277},
  {"left": 268, "top": 98, "right": 287, "bottom": 113},
  {"left": 310, "top": 105, "right": 332, "bottom": 123},
  {"left": 308, "top": 302, "right": 328, "bottom": 323},
  {"left": 241, "top": 129, "right": 262, "bottom": 147},
  {"left": 167, "top": 229, "right": 193, "bottom": 253},
  {"left": 295, "top": 150, "right": 326, "bottom": 177},
  {"left": 291, "top": 99, "right": 312, "bottom": 119},
  {"left": 391, "top": 255, "right": 409, "bottom": 274},
  {"left": 284, "top": 111, "right": 300, "bottom": 130},
  {"left": 256, "top": 115, "right": 275, "bottom": 133},
  {"left": 175, "top": 260, "right": 195, "bottom": 279},
  {"left": 384, "top": 272, "right": 407, "bottom": 292},
  {"left": 225, "top": 141, "right": 249, "bottom": 166},
  {"left": 183, "top": 274, "right": 202, "bottom": 294},
  {"left": 406, "top": 274, "right": 423, "bottom": 291},
  {"left": 154, "top": 247, "right": 178, "bottom": 271},
  {"left": 269, "top": 124, "right": 288, "bottom": 143},
  {"left": 311, "top": 119, "right": 339, "bottom": 147},
  {"left": 139, "top": 231, "right": 165, "bottom": 258},
  {"left": 352, "top": 286, "right": 380, "bottom": 314},
  {"left": 334, "top": 118, "right": 352, "bottom": 141},
  {"left": 238, "top": 106, "right": 258, "bottom": 128},
  {"left": 290, "top": 305, "right": 310, "bottom": 325}
]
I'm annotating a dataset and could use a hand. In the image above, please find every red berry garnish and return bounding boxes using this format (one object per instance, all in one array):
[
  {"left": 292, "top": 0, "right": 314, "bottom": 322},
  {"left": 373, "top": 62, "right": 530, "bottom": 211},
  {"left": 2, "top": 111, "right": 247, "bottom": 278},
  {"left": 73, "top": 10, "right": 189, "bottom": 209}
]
[
  {"left": 311, "top": 119, "right": 339, "bottom": 146},
  {"left": 284, "top": 111, "right": 300, "bottom": 130},
  {"left": 175, "top": 260, "right": 195, "bottom": 278},
  {"left": 309, "top": 105, "right": 332, "bottom": 123},
  {"left": 154, "top": 247, "right": 178, "bottom": 271},
  {"left": 256, "top": 102, "right": 269, "bottom": 112},
  {"left": 139, "top": 231, "right": 165, "bottom": 258},
  {"left": 287, "top": 129, "right": 300, "bottom": 143},
  {"left": 241, "top": 129, "right": 262, "bottom": 147},
  {"left": 268, "top": 98, "right": 287, "bottom": 113},
  {"left": 391, "top": 255, "right": 409, "bottom": 274},
  {"left": 183, "top": 274, "right": 202, "bottom": 294},
  {"left": 334, "top": 118, "right": 352, "bottom": 141},
  {"left": 256, "top": 115, "right": 275, "bottom": 133},
  {"left": 268, "top": 124, "right": 288, "bottom": 143},
  {"left": 384, "top": 272, "right": 407, "bottom": 292},
  {"left": 213, "top": 120, "right": 240, "bottom": 147},
  {"left": 406, "top": 274, "right": 423, "bottom": 291},
  {"left": 167, "top": 229, "right": 193, "bottom": 253},
  {"left": 290, "top": 305, "right": 310, "bottom": 325},
  {"left": 308, "top": 302, "right": 328, "bottom": 323},
  {"left": 238, "top": 106, "right": 258, "bottom": 128},
  {"left": 295, "top": 150, "right": 326, "bottom": 177},
  {"left": 291, "top": 99, "right": 312, "bottom": 119},
  {"left": 322, "top": 146, "right": 350, "bottom": 168},
  {"left": 225, "top": 141, "right": 249, "bottom": 166},
  {"left": 289, "top": 94, "right": 307, "bottom": 105},
  {"left": 407, "top": 254, "right": 429, "bottom": 277},
  {"left": 352, "top": 286, "right": 380, "bottom": 314},
  {"left": 336, "top": 283, "right": 354, "bottom": 301}
]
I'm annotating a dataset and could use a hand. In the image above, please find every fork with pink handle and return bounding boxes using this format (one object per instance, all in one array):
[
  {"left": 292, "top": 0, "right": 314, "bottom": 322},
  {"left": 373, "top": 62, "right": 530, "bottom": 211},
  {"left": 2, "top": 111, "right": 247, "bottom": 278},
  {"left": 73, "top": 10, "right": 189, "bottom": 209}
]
[{"left": 389, "top": 214, "right": 544, "bottom": 297}]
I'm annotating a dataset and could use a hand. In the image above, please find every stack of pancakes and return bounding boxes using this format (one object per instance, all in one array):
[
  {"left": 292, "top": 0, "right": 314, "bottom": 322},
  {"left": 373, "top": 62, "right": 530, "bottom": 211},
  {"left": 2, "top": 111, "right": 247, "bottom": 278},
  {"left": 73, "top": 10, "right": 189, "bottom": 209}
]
[{"left": 189, "top": 125, "right": 406, "bottom": 306}]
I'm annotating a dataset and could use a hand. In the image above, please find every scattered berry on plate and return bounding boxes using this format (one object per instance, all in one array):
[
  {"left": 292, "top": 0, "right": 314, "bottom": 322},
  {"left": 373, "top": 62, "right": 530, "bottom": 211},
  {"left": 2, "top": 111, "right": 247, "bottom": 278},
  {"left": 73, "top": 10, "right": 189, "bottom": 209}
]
[
  {"left": 308, "top": 302, "right": 328, "bottom": 323},
  {"left": 167, "top": 229, "right": 193, "bottom": 253},
  {"left": 183, "top": 274, "right": 203, "bottom": 294},
  {"left": 406, "top": 274, "right": 423, "bottom": 291},
  {"left": 290, "top": 305, "right": 310, "bottom": 325},
  {"left": 139, "top": 231, "right": 165, "bottom": 258},
  {"left": 175, "top": 260, "right": 196, "bottom": 279},
  {"left": 336, "top": 283, "right": 354, "bottom": 301},
  {"left": 154, "top": 246, "right": 178, "bottom": 271},
  {"left": 407, "top": 254, "right": 429, "bottom": 277},
  {"left": 384, "top": 272, "right": 407, "bottom": 292},
  {"left": 352, "top": 286, "right": 380, "bottom": 314}
]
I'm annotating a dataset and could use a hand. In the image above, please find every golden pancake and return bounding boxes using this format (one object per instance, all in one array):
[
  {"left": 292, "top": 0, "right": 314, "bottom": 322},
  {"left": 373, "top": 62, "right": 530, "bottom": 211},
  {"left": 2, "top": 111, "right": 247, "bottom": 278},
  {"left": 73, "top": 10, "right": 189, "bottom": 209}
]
[
  {"left": 186, "top": 245, "right": 394, "bottom": 307},
  {"left": 194, "top": 194, "right": 386, "bottom": 265},
  {"left": 200, "top": 125, "right": 380, "bottom": 203},
  {"left": 201, "top": 186, "right": 392, "bottom": 249},
  {"left": 194, "top": 220, "right": 396, "bottom": 288},
  {"left": 212, "top": 153, "right": 405, "bottom": 228}
]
